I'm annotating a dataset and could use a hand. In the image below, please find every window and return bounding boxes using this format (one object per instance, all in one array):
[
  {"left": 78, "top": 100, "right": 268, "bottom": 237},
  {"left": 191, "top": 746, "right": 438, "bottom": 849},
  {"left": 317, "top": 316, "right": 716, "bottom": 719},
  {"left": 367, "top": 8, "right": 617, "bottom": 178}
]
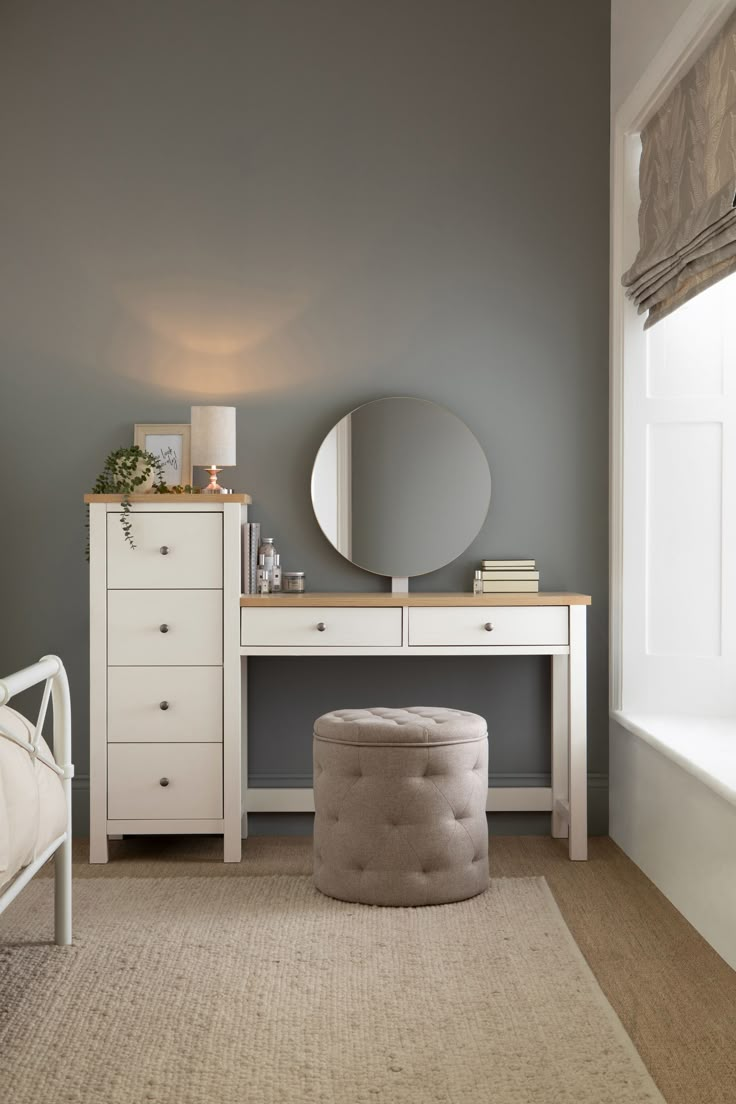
[{"left": 622, "top": 273, "right": 736, "bottom": 715}]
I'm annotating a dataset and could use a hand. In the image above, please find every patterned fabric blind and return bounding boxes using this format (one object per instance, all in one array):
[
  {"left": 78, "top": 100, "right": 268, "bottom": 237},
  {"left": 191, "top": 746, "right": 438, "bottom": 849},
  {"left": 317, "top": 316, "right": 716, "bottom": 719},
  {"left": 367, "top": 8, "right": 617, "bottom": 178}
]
[{"left": 622, "top": 12, "right": 736, "bottom": 327}]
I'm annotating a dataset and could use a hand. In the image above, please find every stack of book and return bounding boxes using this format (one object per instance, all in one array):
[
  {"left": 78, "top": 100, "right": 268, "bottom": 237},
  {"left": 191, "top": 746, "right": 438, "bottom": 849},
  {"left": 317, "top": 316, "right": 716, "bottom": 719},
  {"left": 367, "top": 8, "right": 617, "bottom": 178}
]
[
  {"left": 242, "top": 521, "right": 261, "bottom": 594},
  {"left": 477, "top": 559, "right": 539, "bottom": 593}
]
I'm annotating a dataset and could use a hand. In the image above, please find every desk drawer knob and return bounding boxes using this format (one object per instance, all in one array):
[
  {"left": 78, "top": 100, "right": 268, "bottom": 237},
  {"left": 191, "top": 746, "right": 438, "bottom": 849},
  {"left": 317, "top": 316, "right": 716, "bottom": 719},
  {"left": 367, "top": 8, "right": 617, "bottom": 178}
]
[
  {"left": 159, "top": 700, "right": 170, "bottom": 711},
  {"left": 159, "top": 623, "right": 170, "bottom": 634},
  {"left": 160, "top": 545, "right": 170, "bottom": 556},
  {"left": 484, "top": 622, "right": 494, "bottom": 632},
  {"left": 317, "top": 622, "right": 327, "bottom": 632},
  {"left": 159, "top": 777, "right": 170, "bottom": 788}
]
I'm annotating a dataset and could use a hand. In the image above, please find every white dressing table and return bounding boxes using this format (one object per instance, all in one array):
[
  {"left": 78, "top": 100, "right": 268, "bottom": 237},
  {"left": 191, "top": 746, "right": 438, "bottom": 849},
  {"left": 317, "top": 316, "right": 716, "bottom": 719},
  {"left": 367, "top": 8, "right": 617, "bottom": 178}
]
[
  {"left": 240, "top": 591, "right": 591, "bottom": 860},
  {"left": 87, "top": 496, "right": 591, "bottom": 865}
]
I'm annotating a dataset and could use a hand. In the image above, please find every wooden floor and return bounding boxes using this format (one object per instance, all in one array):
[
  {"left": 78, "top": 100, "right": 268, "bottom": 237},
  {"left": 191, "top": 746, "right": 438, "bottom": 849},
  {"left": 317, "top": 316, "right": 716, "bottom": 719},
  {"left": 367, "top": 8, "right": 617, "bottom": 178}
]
[{"left": 67, "top": 835, "right": 736, "bottom": 1104}]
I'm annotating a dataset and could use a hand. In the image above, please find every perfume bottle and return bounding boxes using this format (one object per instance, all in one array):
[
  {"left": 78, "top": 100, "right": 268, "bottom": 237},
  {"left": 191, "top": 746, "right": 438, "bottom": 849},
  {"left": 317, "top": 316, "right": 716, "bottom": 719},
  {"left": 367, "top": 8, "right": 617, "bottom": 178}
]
[
  {"left": 257, "top": 554, "right": 270, "bottom": 594},
  {"left": 257, "top": 537, "right": 276, "bottom": 591},
  {"left": 272, "top": 553, "right": 282, "bottom": 593},
  {"left": 473, "top": 569, "right": 483, "bottom": 596}
]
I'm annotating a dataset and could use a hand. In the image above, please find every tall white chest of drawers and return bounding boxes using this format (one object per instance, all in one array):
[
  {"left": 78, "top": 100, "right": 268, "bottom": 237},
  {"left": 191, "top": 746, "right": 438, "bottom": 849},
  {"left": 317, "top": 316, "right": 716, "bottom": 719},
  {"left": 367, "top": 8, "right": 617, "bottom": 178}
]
[{"left": 87, "top": 494, "right": 248, "bottom": 863}]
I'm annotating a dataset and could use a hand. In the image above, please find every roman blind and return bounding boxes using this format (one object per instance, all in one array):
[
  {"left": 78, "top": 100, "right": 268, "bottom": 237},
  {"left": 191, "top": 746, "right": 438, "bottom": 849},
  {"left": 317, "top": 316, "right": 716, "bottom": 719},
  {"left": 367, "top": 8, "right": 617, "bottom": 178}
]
[{"left": 622, "top": 11, "right": 736, "bottom": 327}]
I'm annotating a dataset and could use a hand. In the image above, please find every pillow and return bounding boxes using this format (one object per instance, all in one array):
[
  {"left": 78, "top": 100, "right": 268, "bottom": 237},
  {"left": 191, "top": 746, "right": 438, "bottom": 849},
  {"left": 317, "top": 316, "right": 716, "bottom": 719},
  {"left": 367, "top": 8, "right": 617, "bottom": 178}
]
[{"left": 0, "top": 706, "right": 42, "bottom": 885}]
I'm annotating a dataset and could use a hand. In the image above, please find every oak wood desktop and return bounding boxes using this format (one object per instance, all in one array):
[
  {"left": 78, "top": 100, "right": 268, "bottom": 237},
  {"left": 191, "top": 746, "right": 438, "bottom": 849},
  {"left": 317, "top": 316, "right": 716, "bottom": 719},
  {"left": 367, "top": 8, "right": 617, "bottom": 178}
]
[
  {"left": 84, "top": 493, "right": 252, "bottom": 504},
  {"left": 240, "top": 592, "right": 590, "bottom": 607}
]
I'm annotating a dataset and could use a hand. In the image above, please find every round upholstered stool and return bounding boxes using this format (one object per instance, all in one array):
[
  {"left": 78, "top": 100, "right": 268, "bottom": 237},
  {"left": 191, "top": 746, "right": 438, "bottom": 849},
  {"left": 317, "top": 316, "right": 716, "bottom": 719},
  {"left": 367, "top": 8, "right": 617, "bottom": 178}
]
[{"left": 313, "top": 706, "right": 489, "bottom": 906}]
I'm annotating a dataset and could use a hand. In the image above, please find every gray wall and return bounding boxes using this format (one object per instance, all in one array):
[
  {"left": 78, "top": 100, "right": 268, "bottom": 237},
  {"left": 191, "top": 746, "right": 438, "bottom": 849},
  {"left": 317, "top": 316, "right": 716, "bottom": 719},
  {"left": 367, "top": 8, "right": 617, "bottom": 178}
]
[{"left": 0, "top": 0, "right": 610, "bottom": 835}]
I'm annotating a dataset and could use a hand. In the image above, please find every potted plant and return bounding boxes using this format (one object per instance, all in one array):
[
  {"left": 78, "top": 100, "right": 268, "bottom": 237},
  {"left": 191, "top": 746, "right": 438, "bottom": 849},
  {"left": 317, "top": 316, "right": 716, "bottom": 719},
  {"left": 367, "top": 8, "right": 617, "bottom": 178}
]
[{"left": 87, "top": 445, "right": 166, "bottom": 556}]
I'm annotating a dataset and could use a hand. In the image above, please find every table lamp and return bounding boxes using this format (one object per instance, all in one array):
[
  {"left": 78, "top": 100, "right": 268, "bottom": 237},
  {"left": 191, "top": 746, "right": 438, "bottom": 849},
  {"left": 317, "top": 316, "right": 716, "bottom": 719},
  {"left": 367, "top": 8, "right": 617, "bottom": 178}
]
[{"left": 191, "top": 405, "right": 236, "bottom": 494}]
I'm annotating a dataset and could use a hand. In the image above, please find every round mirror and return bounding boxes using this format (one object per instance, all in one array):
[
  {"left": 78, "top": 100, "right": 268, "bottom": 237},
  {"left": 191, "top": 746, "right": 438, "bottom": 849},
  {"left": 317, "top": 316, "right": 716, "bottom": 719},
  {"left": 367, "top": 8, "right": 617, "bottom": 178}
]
[{"left": 311, "top": 396, "right": 491, "bottom": 579}]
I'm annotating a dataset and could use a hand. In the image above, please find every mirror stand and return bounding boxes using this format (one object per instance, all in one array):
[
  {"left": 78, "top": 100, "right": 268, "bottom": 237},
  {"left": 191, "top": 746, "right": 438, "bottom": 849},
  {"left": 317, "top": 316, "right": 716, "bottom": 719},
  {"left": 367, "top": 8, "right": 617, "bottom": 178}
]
[{"left": 391, "top": 577, "right": 409, "bottom": 593}]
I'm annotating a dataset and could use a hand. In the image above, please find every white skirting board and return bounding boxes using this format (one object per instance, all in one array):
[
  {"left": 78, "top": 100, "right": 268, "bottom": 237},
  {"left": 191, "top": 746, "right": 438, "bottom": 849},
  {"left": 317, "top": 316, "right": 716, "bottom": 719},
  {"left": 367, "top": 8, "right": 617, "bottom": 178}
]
[
  {"left": 245, "top": 786, "right": 554, "bottom": 814},
  {"left": 610, "top": 717, "right": 736, "bottom": 971},
  {"left": 71, "top": 774, "right": 609, "bottom": 836}
]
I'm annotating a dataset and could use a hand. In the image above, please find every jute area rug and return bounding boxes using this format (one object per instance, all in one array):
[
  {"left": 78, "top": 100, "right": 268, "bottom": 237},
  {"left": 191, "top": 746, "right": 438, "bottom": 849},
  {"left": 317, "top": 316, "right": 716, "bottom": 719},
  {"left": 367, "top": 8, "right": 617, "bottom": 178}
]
[{"left": 0, "top": 875, "right": 665, "bottom": 1104}]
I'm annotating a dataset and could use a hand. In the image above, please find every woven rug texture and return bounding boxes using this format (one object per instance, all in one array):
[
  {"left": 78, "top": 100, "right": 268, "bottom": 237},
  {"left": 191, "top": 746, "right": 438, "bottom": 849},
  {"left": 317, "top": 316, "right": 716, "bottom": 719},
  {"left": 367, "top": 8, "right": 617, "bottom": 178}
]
[{"left": 0, "top": 875, "right": 665, "bottom": 1104}]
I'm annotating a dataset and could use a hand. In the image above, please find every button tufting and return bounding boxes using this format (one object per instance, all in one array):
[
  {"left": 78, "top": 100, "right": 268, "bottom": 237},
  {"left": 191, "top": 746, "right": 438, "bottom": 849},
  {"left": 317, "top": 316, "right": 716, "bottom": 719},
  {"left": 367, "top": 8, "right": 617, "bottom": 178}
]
[{"left": 313, "top": 703, "right": 488, "bottom": 905}]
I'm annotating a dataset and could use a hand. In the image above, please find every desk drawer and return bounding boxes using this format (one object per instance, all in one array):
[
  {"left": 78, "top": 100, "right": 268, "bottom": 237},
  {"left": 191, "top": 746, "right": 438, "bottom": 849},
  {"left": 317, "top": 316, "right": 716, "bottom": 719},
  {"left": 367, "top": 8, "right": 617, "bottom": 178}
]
[
  {"left": 108, "top": 743, "right": 222, "bottom": 819},
  {"left": 107, "top": 512, "right": 222, "bottom": 589},
  {"left": 241, "top": 606, "right": 402, "bottom": 647},
  {"left": 108, "top": 667, "right": 222, "bottom": 743},
  {"left": 108, "top": 590, "right": 223, "bottom": 666},
  {"left": 408, "top": 606, "right": 568, "bottom": 646}
]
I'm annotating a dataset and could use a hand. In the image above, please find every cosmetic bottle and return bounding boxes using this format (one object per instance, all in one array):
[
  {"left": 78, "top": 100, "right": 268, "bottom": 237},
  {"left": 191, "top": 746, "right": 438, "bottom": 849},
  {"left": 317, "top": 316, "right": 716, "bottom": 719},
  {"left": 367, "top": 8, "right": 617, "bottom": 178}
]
[
  {"left": 257, "top": 537, "right": 277, "bottom": 592},
  {"left": 473, "top": 569, "right": 483, "bottom": 596},
  {"left": 257, "top": 554, "right": 270, "bottom": 594},
  {"left": 272, "top": 553, "right": 282, "bottom": 593},
  {"left": 258, "top": 536, "right": 276, "bottom": 572}
]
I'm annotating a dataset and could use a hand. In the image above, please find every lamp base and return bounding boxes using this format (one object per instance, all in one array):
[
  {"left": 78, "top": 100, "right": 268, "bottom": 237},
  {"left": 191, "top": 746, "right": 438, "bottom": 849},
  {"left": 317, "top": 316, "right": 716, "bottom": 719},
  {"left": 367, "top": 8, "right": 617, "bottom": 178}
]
[{"left": 201, "top": 466, "right": 229, "bottom": 494}]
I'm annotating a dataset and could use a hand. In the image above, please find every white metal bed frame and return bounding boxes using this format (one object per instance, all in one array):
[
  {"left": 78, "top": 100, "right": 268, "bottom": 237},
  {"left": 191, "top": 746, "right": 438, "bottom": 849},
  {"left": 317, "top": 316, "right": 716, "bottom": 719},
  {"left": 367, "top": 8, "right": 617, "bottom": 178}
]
[{"left": 0, "top": 655, "right": 73, "bottom": 945}]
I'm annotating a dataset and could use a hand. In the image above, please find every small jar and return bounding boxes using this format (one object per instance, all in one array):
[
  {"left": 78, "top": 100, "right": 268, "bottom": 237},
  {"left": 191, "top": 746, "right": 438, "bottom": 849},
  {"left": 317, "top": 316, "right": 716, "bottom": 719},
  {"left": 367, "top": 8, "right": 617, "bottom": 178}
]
[{"left": 282, "top": 571, "right": 305, "bottom": 593}]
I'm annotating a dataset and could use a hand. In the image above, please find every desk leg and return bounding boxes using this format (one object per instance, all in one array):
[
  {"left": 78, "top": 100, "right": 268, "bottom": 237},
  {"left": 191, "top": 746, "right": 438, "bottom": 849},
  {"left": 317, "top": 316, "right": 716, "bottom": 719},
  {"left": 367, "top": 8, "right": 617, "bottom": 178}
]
[
  {"left": 551, "top": 655, "right": 569, "bottom": 839},
  {"left": 241, "top": 655, "right": 248, "bottom": 841},
  {"left": 222, "top": 604, "right": 242, "bottom": 861},
  {"left": 568, "top": 605, "right": 588, "bottom": 860}
]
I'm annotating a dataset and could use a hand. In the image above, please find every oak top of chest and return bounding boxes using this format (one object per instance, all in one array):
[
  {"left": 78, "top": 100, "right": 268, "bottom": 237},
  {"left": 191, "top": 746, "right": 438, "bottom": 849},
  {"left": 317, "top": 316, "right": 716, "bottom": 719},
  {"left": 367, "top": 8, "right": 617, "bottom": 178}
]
[
  {"left": 240, "top": 592, "right": 591, "bottom": 607},
  {"left": 84, "top": 493, "right": 252, "bottom": 504}
]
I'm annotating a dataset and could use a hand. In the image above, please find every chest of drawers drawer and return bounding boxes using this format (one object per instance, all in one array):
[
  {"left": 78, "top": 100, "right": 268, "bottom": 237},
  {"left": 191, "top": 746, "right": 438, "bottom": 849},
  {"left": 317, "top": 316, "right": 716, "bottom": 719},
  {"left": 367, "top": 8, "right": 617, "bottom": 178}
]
[
  {"left": 107, "top": 743, "right": 223, "bottom": 820},
  {"left": 108, "top": 590, "right": 223, "bottom": 666},
  {"left": 107, "top": 667, "right": 223, "bottom": 743},
  {"left": 106, "top": 512, "right": 223, "bottom": 589},
  {"left": 241, "top": 606, "right": 402, "bottom": 647},
  {"left": 408, "top": 606, "right": 569, "bottom": 646}
]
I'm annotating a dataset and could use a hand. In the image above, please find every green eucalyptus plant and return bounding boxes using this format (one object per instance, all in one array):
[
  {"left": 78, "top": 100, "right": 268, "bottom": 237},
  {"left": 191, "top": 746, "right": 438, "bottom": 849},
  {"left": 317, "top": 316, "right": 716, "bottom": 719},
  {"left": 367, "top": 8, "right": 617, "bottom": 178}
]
[{"left": 87, "top": 445, "right": 166, "bottom": 558}]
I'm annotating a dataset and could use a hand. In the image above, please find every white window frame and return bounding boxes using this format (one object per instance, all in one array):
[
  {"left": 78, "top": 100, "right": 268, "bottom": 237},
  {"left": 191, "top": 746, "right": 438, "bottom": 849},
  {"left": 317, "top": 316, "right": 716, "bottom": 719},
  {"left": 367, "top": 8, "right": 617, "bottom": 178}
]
[{"left": 609, "top": 0, "right": 736, "bottom": 714}]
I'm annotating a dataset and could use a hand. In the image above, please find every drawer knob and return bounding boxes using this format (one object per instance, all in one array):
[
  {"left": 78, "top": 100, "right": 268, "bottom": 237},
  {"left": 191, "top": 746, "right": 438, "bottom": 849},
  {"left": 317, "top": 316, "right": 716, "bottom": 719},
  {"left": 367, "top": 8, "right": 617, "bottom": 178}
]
[
  {"left": 317, "top": 622, "right": 327, "bottom": 632},
  {"left": 159, "top": 700, "right": 170, "bottom": 711},
  {"left": 484, "top": 622, "right": 494, "bottom": 632},
  {"left": 160, "top": 545, "right": 170, "bottom": 556},
  {"left": 159, "top": 777, "right": 170, "bottom": 788},
  {"left": 159, "top": 623, "right": 169, "bottom": 634}
]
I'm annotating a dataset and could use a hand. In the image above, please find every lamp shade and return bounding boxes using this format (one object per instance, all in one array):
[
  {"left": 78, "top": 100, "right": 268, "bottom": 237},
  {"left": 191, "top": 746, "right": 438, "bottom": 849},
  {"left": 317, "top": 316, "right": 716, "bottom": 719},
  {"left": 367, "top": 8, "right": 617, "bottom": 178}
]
[{"left": 191, "top": 406, "right": 236, "bottom": 467}]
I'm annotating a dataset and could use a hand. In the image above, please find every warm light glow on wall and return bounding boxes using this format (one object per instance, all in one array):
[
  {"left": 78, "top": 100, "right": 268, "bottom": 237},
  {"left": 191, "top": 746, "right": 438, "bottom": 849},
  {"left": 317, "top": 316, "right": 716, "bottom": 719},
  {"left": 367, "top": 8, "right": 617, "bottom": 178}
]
[{"left": 107, "top": 277, "right": 317, "bottom": 397}]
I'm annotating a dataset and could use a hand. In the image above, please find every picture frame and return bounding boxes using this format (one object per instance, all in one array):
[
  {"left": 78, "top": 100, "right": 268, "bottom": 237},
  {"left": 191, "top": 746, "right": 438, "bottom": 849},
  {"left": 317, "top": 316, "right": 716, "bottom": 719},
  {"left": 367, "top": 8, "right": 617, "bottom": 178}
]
[{"left": 133, "top": 423, "right": 192, "bottom": 486}]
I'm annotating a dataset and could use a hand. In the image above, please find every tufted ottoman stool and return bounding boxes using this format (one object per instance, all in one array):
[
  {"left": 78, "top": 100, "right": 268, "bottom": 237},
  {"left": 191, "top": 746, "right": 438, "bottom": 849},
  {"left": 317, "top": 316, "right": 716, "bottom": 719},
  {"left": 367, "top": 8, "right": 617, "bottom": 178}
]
[{"left": 313, "top": 706, "right": 489, "bottom": 906}]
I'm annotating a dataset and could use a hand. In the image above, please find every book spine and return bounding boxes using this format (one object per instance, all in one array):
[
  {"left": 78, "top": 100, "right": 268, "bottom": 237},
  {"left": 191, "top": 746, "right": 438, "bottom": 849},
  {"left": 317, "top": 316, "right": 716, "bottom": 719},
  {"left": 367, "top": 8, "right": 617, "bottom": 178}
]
[
  {"left": 481, "top": 571, "right": 540, "bottom": 581},
  {"left": 481, "top": 561, "right": 535, "bottom": 569},
  {"left": 481, "top": 581, "right": 539, "bottom": 592},
  {"left": 242, "top": 523, "right": 251, "bottom": 595},
  {"left": 250, "top": 522, "right": 260, "bottom": 594}
]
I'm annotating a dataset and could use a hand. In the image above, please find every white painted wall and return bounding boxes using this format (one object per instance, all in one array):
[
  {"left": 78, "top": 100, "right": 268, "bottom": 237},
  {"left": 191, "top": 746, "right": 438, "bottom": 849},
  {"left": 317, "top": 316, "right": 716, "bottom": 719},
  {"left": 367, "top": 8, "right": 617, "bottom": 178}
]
[
  {"left": 610, "top": 721, "right": 736, "bottom": 970},
  {"left": 611, "top": 0, "right": 692, "bottom": 112}
]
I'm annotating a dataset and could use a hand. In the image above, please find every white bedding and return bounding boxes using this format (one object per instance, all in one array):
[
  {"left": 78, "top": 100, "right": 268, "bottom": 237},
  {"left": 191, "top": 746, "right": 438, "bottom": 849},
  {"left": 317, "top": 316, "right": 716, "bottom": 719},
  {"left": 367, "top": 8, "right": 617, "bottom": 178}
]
[{"left": 0, "top": 705, "right": 66, "bottom": 892}]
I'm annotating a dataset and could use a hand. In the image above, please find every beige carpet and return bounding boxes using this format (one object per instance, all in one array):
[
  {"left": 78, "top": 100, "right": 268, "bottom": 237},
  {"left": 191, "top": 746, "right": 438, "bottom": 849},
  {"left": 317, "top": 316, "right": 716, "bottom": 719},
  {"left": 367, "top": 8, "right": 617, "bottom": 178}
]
[{"left": 0, "top": 875, "right": 664, "bottom": 1104}]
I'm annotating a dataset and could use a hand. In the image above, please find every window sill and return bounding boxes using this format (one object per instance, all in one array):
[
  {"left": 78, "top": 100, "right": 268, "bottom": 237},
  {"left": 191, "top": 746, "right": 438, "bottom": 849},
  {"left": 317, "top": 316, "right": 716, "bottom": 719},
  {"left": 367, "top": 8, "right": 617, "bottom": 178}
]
[{"left": 611, "top": 711, "right": 736, "bottom": 809}]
